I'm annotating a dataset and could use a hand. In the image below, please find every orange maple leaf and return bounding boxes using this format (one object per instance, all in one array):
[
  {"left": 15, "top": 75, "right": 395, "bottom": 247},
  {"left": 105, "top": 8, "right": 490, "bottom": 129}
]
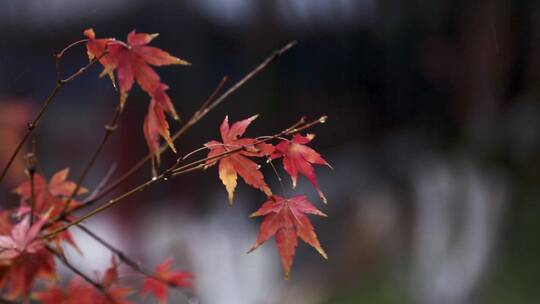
[
  {"left": 141, "top": 258, "right": 192, "bottom": 304},
  {"left": 271, "top": 134, "right": 332, "bottom": 203},
  {"left": 13, "top": 168, "right": 87, "bottom": 253},
  {"left": 205, "top": 115, "right": 273, "bottom": 204},
  {"left": 248, "top": 195, "right": 327, "bottom": 279},
  {"left": 14, "top": 168, "right": 88, "bottom": 216},
  {"left": 143, "top": 84, "right": 178, "bottom": 174},
  {"left": 94, "top": 255, "right": 133, "bottom": 304}
]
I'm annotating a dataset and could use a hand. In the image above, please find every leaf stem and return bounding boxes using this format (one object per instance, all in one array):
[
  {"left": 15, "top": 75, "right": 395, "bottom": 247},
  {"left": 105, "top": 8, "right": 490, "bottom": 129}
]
[{"left": 26, "top": 139, "right": 38, "bottom": 225}]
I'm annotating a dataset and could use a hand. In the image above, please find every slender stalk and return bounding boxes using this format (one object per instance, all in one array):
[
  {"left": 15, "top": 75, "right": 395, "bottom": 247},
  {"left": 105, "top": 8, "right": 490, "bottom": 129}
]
[
  {"left": 29, "top": 174, "right": 35, "bottom": 225},
  {"left": 268, "top": 159, "right": 289, "bottom": 197},
  {"left": 43, "top": 116, "right": 325, "bottom": 238},
  {"left": 86, "top": 41, "right": 297, "bottom": 204},
  {"left": 26, "top": 140, "right": 38, "bottom": 225},
  {"left": 61, "top": 106, "right": 121, "bottom": 214}
]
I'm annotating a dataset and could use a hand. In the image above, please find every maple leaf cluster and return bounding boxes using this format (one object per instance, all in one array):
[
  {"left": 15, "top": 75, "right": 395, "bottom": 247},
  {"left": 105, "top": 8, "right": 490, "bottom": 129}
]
[
  {"left": 0, "top": 170, "right": 191, "bottom": 303},
  {"left": 0, "top": 28, "right": 331, "bottom": 301},
  {"left": 84, "top": 28, "right": 190, "bottom": 174},
  {"left": 0, "top": 169, "right": 86, "bottom": 299},
  {"left": 34, "top": 255, "right": 191, "bottom": 304},
  {"left": 205, "top": 115, "right": 331, "bottom": 278}
]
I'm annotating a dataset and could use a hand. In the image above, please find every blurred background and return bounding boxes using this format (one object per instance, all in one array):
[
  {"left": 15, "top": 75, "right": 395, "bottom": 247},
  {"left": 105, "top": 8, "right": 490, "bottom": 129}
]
[{"left": 1, "top": 0, "right": 540, "bottom": 303}]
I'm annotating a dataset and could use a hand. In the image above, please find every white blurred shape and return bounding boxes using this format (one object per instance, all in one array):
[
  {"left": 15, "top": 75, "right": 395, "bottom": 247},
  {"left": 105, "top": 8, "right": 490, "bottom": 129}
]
[
  {"left": 186, "top": 206, "right": 280, "bottom": 304},
  {"left": 410, "top": 157, "right": 506, "bottom": 304},
  {"left": 139, "top": 194, "right": 281, "bottom": 304},
  {"left": 60, "top": 215, "right": 125, "bottom": 279}
]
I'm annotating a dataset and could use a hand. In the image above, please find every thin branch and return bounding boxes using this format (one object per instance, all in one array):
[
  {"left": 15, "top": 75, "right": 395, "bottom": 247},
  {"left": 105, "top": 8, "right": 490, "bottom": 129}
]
[
  {"left": 43, "top": 116, "right": 325, "bottom": 238},
  {"left": 85, "top": 163, "right": 117, "bottom": 202},
  {"left": 268, "top": 158, "right": 289, "bottom": 197},
  {"left": 56, "top": 39, "right": 89, "bottom": 59},
  {"left": 196, "top": 76, "right": 229, "bottom": 118},
  {"left": 61, "top": 106, "right": 122, "bottom": 214},
  {"left": 0, "top": 84, "right": 61, "bottom": 185},
  {"left": 87, "top": 41, "right": 297, "bottom": 205},
  {"left": 29, "top": 173, "right": 35, "bottom": 225},
  {"left": 25, "top": 140, "right": 38, "bottom": 225}
]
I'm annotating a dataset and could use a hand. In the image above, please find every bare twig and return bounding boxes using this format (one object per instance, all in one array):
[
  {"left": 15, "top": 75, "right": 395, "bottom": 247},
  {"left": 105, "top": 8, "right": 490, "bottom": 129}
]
[
  {"left": 85, "top": 163, "right": 117, "bottom": 202},
  {"left": 61, "top": 106, "right": 122, "bottom": 214},
  {"left": 25, "top": 140, "right": 38, "bottom": 225}
]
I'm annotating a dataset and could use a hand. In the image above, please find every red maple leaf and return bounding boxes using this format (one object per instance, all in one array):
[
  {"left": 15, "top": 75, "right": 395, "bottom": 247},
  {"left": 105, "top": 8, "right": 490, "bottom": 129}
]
[
  {"left": 98, "top": 286, "right": 133, "bottom": 304},
  {"left": 0, "top": 216, "right": 56, "bottom": 298},
  {"left": 249, "top": 195, "right": 327, "bottom": 279},
  {"left": 143, "top": 84, "right": 178, "bottom": 175},
  {"left": 141, "top": 258, "right": 192, "bottom": 303},
  {"left": 84, "top": 28, "right": 190, "bottom": 107},
  {"left": 34, "top": 277, "right": 96, "bottom": 304},
  {"left": 13, "top": 168, "right": 86, "bottom": 252},
  {"left": 271, "top": 134, "right": 332, "bottom": 203},
  {"left": 93, "top": 255, "right": 133, "bottom": 304},
  {"left": 0, "top": 216, "right": 46, "bottom": 260},
  {"left": 102, "top": 255, "right": 119, "bottom": 288},
  {"left": 205, "top": 115, "right": 273, "bottom": 204},
  {"left": 14, "top": 168, "right": 88, "bottom": 217}
]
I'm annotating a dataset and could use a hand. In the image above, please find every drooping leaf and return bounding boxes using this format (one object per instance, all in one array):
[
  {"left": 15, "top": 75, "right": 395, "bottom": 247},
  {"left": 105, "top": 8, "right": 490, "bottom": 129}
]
[
  {"left": 102, "top": 255, "right": 119, "bottom": 288},
  {"left": 141, "top": 258, "right": 192, "bottom": 303},
  {"left": 143, "top": 85, "right": 178, "bottom": 174},
  {"left": 205, "top": 115, "right": 273, "bottom": 204},
  {"left": 249, "top": 195, "right": 327, "bottom": 279},
  {"left": 271, "top": 134, "right": 331, "bottom": 203}
]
